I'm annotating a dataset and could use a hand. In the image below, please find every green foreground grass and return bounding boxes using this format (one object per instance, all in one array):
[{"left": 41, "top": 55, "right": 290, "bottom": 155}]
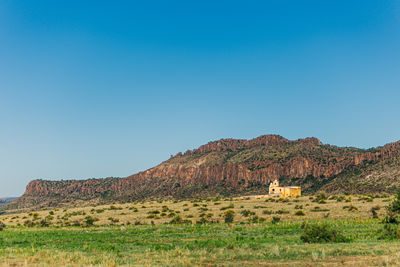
[{"left": 1, "top": 218, "right": 400, "bottom": 266}]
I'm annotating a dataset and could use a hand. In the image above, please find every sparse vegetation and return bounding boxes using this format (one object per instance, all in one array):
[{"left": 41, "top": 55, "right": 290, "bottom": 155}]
[
  {"left": 224, "top": 210, "right": 235, "bottom": 223},
  {"left": 1, "top": 194, "right": 400, "bottom": 265},
  {"left": 294, "top": 210, "right": 305, "bottom": 216}
]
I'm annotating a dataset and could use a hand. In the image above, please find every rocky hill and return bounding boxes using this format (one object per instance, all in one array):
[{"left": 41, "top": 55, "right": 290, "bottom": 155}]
[{"left": 6, "top": 135, "right": 400, "bottom": 209}]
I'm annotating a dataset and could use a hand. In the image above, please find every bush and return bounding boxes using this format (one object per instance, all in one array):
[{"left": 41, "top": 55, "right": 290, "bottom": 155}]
[
  {"left": 381, "top": 191, "right": 400, "bottom": 224},
  {"left": 300, "top": 223, "right": 350, "bottom": 243},
  {"left": 39, "top": 219, "right": 50, "bottom": 227},
  {"left": 263, "top": 210, "right": 273, "bottom": 215},
  {"left": 371, "top": 206, "right": 380, "bottom": 219},
  {"left": 387, "top": 191, "right": 400, "bottom": 214},
  {"left": 336, "top": 196, "right": 345, "bottom": 202},
  {"left": 271, "top": 216, "right": 281, "bottom": 224},
  {"left": 220, "top": 204, "right": 234, "bottom": 211},
  {"left": 275, "top": 209, "right": 289, "bottom": 214},
  {"left": 248, "top": 215, "right": 265, "bottom": 223},
  {"left": 0, "top": 222, "right": 5, "bottom": 231},
  {"left": 84, "top": 216, "right": 99, "bottom": 226},
  {"left": 343, "top": 205, "right": 358, "bottom": 212},
  {"left": 311, "top": 206, "right": 330, "bottom": 212},
  {"left": 294, "top": 210, "right": 305, "bottom": 216},
  {"left": 224, "top": 210, "right": 235, "bottom": 223},
  {"left": 378, "top": 223, "right": 400, "bottom": 240},
  {"left": 313, "top": 192, "right": 327, "bottom": 203},
  {"left": 169, "top": 216, "right": 191, "bottom": 224},
  {"left": 240, "top": 210, "right": 255, "bottom": 217}
]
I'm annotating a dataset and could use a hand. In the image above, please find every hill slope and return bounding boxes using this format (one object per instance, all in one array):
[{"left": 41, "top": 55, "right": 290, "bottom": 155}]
[{"left": 7, "top": 135, "right": 400, "bottom": 209}]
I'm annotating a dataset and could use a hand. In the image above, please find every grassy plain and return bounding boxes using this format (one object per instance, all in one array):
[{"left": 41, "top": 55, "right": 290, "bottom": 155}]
[{"left": 0, "top": 194, "right": 398, "bottom": 266}]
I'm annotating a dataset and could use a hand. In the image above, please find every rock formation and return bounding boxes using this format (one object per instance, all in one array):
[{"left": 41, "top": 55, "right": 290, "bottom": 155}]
[{"left": 10, "top": 135, "right": 400, "bottom": 209}]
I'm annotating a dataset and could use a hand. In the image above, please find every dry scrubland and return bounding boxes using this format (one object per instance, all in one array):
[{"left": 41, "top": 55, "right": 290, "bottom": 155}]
[
  {"left": 0, "top": 194, "right": 390, "bottom": 226},
  {"left": 0, "top": 193, "right": 399, "bottom": 266}
]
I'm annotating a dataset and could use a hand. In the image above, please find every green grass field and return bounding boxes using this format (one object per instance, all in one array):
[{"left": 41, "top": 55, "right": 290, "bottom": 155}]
[
  {"left": 1, "top": 220, "right": 400, "bottom": 266},
  {"left": 1, "top": 194, "right": 400, "bottom": 266}
]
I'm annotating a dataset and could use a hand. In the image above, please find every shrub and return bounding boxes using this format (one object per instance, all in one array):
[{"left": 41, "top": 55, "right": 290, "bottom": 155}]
[
  {"left": 109, "top": 205, "right": 123, "bottom": 210},
  {"left": 148, "top": 210, "right": 160, "bottom": 215},
  {"left": 39, "top": 219, "right": 50, "bottom": 227},
  {"left": 388, "top": 191, "right": 400, "bottom": 214},
  {"left": 0, "top": 222, "right": 5, "bottom": 231},
  {"left": 378, "top": 223, "right": 400, "bottom": 240},
  {"left": 224, "top": 210, "right": 235, "bottom": 223},
  {"left": 271, "top": 216, "right": 281, "bottom": 224},
  {"left": 169, "top": 216, "right": 191, "bottom": 224},
  {"left": 161, "top": 206, "right": 170, "bottom": 212},
  {"left": 371, "top": 206, "right": 380, "bottom": 219},
  {"left": 336, "top": 196, "right": 345, "bottom": 202},
  {"left": 343, "top": 205, "right": 358, "bottom": 212},
  {"left": 220, "top": 204, "right": 234, "bottom": 211},
  {"left": 240, "top": 210, "right": 255, "bottom": 217},
  {"left": 300, "top": 223, "right": 350, "bottom": 243},
  {"left": 248, "top": 215, "right": 265, "bottom": 223},
  {"left": 294, "top": 210, "right": 305, "bottom": 216},
  {"left": 381, "top": 192, "right": 400, "bottom": 224},
  {"left": 313, "top": 192, "right": 327, "bottom": 203},
  {"left": 263, "top": 210, "right": 273, "bottom": 215},
  {"left": 84, "top": 216, "right": 99, "bottom": 226},
  {"left": 275, "top": 209, "right": 289, "bottom": 214},
  {"left": 147, "top": 214, "right": 160, "bottom": 219},
  {"left": 311, "top": 206, "right": 330, "bottom": 212}
]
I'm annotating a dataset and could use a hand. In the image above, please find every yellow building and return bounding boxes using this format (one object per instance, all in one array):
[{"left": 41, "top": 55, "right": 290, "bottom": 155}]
[{"left": 269, "top": 179, "right": 301, "bottom": 197}]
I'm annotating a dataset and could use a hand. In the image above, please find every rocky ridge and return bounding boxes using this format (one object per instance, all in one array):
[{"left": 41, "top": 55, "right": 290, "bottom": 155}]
[{"left": 8, "top": 135, "right": 400, "bottom": 209}]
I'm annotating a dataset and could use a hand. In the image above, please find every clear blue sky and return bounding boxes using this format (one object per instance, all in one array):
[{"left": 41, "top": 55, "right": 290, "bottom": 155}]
[{"left": 1, "top": 1, "right": 399, "bottom": 196}]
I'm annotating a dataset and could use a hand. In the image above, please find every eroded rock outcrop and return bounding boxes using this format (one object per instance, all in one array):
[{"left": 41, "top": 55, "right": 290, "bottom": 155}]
[{"left": 14, "top": 135, "right": 400, "bottom": 209}]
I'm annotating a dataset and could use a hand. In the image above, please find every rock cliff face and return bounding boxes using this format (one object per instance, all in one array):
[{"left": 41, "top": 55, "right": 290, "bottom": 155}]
[{"left": 12, "top": 135, "right": 400, "bottom": 209}]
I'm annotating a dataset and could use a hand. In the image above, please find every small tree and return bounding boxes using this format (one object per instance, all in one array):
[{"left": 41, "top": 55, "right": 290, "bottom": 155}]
[{"left": 224, "top": 210, "right": 235, "bottom": 223}]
